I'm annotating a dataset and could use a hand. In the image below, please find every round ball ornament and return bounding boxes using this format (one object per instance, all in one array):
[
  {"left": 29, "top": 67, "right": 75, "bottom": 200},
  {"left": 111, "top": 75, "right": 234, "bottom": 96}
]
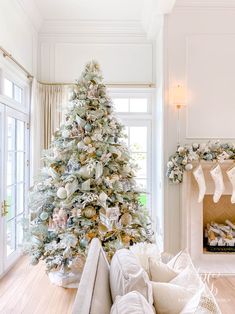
[
  {"left": 84, "top": 136, "right": 92, "bottom": 145},
  {"left": 185, "top": 163, "right": 193, "bottom": 171},
  {"left": 96, "top": 150, "right": 103, "bottom": 157},
  {"left": 80, "top": 237, "right": 89, "bottom": 248},
  {"left": 57, "top": 187, "right": 67, "bottom": 199},
  {"left": 78, "top": 165, "right": 94, "bottom": 179},
  {"left": 40, "top": 211, "right": 49, "bottom": 221},
  {"left": 84, "top": 123, "right": 92, "bottom": 132},
  {"left": 84, "top": 206, "right": 96, "bottom": 218},
  {"left": 121, "top": 213, "right": 132, "bottom": 226},
  {"left": 98, "top": 222, "right": 108, "bottom": 234},
  {"left": 30, "top": 257, "right": 39, "bottom": 266}
]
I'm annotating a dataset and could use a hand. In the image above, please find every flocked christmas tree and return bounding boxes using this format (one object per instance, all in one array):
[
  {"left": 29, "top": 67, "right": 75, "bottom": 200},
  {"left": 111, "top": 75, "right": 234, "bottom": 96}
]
[{"left": 25, "top": 61, "right": 153, "bottom": 273}]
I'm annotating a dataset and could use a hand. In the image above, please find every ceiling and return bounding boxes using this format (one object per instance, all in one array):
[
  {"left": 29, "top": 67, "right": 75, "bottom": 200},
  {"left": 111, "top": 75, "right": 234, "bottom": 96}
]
[{"left": 33, "top": 0, "right": 144, "bottom": 21}]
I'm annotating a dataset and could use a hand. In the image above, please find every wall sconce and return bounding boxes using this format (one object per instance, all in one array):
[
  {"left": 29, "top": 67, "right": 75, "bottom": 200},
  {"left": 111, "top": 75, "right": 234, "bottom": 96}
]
[
  {"left": 172, "top": 84, "right": 185, "bottom": 109},
  {"left": 172, "top": 84, "right": 186, "bottom": 144}
]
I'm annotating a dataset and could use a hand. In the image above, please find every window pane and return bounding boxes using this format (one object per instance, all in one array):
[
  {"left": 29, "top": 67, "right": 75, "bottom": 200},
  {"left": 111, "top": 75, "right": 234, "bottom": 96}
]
[
  {"left": 7, "top": 152, "right": 15, "bottom": 186},
  {"left": 132, "top": 152, "right": 147, "bottom": 178},
  {"left": 17, "top": 120, "right": 25, "bottom": 151},
  {"left": 17, "top": 152, "right": 24, "bottom": 182},
  {"left": 16, "top": 215, "right": 24, "bottom": 247},
  {"left": 7, "top": 219, "right": 16, "bottom": 256},
  {"left": 113, "top": 98, "right": 129, "bottom": 112},
  {"left": 135, "top": 179, "right": 147, "bottom": 191},
  {"left": 130, "top": 98, "right": 148, "bottom": 112},
  {"left": 7, "top": 117, "right": 16, "bottom": 151},
  {"left": 16, "top": 183, "right": 24, "bottom": 215},
  {"left": 7, "top": 186, "right": 15, "bottom": 220},
  {"left": 14, "top": 84, "right": 22, "bottom": 103},
  {"left": 4, "top": 78, "right": 13, "bottom": 98},
  {"left": 130, "top": 126, "right": 147, "bottom": 152}
]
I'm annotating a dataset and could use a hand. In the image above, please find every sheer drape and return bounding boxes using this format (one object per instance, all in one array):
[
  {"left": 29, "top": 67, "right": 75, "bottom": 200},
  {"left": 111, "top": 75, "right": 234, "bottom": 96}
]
[{"left": 30, "top": 82, "right": 70, "bottom": 183}]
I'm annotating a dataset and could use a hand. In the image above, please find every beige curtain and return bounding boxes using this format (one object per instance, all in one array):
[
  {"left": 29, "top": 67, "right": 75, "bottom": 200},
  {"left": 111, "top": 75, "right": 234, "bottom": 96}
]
[
  {"left": 39, "top": 84, "right": 69, "bottom": 149},
  {"left": 30, "top": 82, "right": 70, "bottom": 183}
]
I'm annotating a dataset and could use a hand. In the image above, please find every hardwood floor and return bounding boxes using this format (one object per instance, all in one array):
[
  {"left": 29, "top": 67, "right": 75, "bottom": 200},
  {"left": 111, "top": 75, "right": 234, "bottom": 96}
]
[
  {"left": 0, "top": 256, "right": 77, "bottom": 314},
  {"left": 0, "top": 257, "right": 235, "bottom": 314}
]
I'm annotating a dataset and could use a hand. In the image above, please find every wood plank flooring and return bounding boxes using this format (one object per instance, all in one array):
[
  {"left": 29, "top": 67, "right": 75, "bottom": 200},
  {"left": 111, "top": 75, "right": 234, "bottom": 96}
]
[
  {"left": 0, "top": 256, "right": 235, "bottom": 313},
  {"left": 0, "top": 256, "right": 77, "bottom": 314}
]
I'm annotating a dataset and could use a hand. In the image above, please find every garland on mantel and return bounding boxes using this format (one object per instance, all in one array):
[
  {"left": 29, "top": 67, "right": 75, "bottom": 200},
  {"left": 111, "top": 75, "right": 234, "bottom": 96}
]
[{"left": 167, "top": 141, "right": 235, "bottom": 184}]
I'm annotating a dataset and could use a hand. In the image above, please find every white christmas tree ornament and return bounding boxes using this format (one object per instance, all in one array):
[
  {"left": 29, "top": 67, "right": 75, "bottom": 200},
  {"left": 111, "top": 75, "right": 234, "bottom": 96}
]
[
  {"left": 210, "top": 164, "right": 225, "bottom": 203},
  {"left": 193, "top": 164, "right": 206, "bottom": 203}
]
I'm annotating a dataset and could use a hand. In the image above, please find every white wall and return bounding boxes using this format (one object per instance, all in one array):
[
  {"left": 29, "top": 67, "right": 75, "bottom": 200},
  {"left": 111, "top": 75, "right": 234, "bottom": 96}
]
[
  {"left": 164, "top": 2, "right": 235, "bottom": 253},
  {"left": 38, "top": 21, "right": 155, "bottom": 84},
  {"left": 0, "top": 0, "right": 38, "bottom": 75}
]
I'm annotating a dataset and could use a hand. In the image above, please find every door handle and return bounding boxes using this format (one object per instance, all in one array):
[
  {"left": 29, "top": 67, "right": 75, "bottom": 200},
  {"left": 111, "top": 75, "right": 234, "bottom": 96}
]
[{"left": 1, "top": 200, "right": 9, "bottom": 217}]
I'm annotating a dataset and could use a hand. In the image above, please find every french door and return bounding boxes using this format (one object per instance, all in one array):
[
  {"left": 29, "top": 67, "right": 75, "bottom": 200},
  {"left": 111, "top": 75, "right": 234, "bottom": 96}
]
[{"left": 0, "top": 103, "right": 29, "bottom": 276}]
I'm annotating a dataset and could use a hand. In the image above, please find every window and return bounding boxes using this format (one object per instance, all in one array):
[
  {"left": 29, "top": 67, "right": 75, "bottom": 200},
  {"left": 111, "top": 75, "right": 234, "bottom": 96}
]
[
  {"left": 111, "top": 90, "right": 155, "bottom": 217},
  {"left": 4, "top": 78, "right": 23, "bottom": 104}
]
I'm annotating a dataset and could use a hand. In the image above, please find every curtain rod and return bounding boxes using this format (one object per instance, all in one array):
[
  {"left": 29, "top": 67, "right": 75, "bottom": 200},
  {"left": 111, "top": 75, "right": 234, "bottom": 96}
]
[
  {"left": 0, "top": 47, "right": 155, "bottom": 88},
  {"left": 0, "top": 46, "right": 33, "bottom": 79},
  {"left": 38, "top": 81, "right": 155, "bottom": 88}
]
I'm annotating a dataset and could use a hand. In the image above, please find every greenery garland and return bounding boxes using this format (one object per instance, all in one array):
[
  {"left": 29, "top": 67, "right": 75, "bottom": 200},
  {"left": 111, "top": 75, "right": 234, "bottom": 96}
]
[{"left": 167, "top": 141, "right": 235, "bottom": 183}]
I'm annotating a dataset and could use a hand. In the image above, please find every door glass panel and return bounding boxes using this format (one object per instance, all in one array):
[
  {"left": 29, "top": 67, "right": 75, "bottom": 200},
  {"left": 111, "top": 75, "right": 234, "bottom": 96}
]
[
  {"left": 130, "top": 126, "right": 147, "bottom": 152},
  {"left": 16, "top": 183, "right": 24, "bottom": 215},
  {"left": 4, "top": 79, "right": 13, "bottom": 98},
  {"left": 14, "top": 85, "right": 23, "bottom": 103},
  {"left": 7, "top": 152, "right": 15, "bottom": 186},
  {"left": 17, "top": 120, "right": 24, "bottom": 150},
  {"left": 7, "top": 117, "right": 16, "bottom": 151},
  {"left": 17, "top": 152, "right": 24, "bottom": 182},
  {"left": 7, "top": 219, "right": 16, "bottom": 256},
  {"left": 132, "top": 153, "right": 147, "bottom": 178},
  {"left": 113, "top": 98, "right": 129, "bottom": 112},
  {"left": 16, "top": 215, "right": 24, "bottom": 247},
  {"left": 129, "top": 98, "right": 148, "bottom": 112},
  {"left": 6, "top": 185, "right": 15, "bottom": 220}
]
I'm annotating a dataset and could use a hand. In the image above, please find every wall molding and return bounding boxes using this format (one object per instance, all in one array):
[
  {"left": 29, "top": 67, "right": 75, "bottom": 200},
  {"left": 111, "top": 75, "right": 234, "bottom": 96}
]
[
  {"left": 39, "top": 19, "right": 146, "bottom": 37},
  {"left": 176, "top": 0, "right": 235, "bottom": 8}
]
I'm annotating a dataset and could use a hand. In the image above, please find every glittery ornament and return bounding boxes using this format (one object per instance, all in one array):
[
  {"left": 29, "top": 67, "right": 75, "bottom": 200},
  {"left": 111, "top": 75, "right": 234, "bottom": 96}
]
[
  {"left": 80, "top": 237, "right": 89, "bottom": 248},
  {"left": 84, "top": 206, "right": 96, "bottom": 218},
  {"left": 57, "top": 187, "right": 67, "bottom": 199},
  {"left": 185, "top": 163, "right": 193, "bottom": 171},
  {"left": 85, "top": 123, "right": 92, "bottom": 132},
  {"left": 84, "top": 136, "right": 92, "bottom": 145},
  {"left": 40, "top": 212, "right": 49, "bottom": 221}
]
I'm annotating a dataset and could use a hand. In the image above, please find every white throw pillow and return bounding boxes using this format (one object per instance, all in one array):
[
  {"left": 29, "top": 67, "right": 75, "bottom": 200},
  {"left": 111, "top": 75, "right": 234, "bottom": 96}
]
[
  {"left": 152, "top": 282, "right": 196, "bottom": 314},
  {"left": 110, "top": 291, "right": 155, "bottom": 314},
  {"left": 130, "top": 243, "right": 161, "bottom": 275},
  {"left": 110, "top": 249, "right": 153, "bottom": 304},
  {"left": 167, "top": 249, "right": 192, "bottom": 272},
  {"left": 149, "top": 259, "right": 178, "bottom": 282}
]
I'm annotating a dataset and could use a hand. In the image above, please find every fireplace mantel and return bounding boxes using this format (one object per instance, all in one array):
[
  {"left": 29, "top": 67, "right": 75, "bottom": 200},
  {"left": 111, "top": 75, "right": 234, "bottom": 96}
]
[{"left": 180, "top": 160, "right": 235, "bottom": 274}]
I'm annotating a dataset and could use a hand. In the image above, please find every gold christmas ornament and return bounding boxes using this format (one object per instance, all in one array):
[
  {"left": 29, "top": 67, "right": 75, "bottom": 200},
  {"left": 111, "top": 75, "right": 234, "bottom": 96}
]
[
  {"left": 84, "top": 136, "right": 92, "bottom": 145},
  {"left": 79, "top": 154, "right": 86, "bottom": 163},
  {"left": 122, "top": 234, "right": 131, "bottom": 245},
  {"left": 121, "top": 213, "right": 132, "bottom": 226},
  {"left": 56, "top": 187, "right": 67, "bottom": 199},
  {"left": 84, "top": 206, "right": 96, "bottom": 218}
]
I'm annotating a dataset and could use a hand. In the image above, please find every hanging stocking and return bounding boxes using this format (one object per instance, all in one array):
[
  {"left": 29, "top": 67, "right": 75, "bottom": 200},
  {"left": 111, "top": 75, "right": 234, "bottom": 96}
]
[
  {"left": 210, "top": 164, "right": 225, "bottom": 203},
  {"left": 226, "top": 166, "right": 235, "bottom": 204},
  {"left": 193, "top": 164, "right": 206, "bottom": 203}
]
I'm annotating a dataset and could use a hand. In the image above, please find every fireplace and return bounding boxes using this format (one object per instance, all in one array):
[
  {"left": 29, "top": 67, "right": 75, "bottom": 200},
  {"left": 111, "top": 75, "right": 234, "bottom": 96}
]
[{"left": 180, "top": 160, "right": 235, "bottom": 274}]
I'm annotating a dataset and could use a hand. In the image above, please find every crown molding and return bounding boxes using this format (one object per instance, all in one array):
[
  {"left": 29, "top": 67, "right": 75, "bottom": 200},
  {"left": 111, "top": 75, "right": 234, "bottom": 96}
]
[
  {"left": 176, "top": 0, "right": 235, "bottom": 8},
  {"left": 39, "top": 19, "right": 146, "bottom": 37}
]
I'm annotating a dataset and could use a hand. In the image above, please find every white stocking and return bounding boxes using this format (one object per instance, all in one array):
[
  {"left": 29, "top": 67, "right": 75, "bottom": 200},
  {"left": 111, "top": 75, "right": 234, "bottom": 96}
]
[
  {"left": 193, "top": 164, "right": 206, "bottom": 203},
  {"left": 210, "top": 164, "right": 224, "bottom": 203},
  {"left": 226, "top": 166, "right": 235, "bottom": 204}
]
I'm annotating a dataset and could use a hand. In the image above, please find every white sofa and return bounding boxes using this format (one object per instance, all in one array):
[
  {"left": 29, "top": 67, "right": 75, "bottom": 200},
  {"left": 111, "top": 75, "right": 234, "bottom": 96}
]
[{"left": 72, "top": 238, "right": 221, "bottom": 314}]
